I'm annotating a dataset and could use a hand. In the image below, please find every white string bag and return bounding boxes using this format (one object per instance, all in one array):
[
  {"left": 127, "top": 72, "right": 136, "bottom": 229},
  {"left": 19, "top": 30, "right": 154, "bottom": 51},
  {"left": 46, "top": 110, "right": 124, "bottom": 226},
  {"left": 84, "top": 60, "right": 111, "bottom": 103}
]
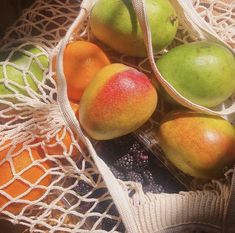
[{"left": 0, "top": 0, "right": 234, "bottom": 233}]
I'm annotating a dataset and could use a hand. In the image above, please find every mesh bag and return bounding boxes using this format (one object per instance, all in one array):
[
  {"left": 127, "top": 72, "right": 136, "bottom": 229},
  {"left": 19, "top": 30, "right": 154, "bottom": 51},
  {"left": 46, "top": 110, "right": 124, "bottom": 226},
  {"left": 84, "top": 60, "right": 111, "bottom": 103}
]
[{"left": 0, "top": 0, "right": 235, "bottom": 232}]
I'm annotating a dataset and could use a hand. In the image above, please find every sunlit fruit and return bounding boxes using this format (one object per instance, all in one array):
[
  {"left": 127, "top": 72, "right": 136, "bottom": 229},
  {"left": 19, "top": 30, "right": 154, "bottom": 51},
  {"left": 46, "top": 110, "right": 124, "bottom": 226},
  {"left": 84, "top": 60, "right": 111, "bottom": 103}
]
[
  {"left": 0, "top": 44, "right": 49, "bottom": 100},
  {"left": 158, "top": 110, "right": 235, "bottom": 179},
  {"left": 0, "top": 144, "right": 52, "bottom": 214},
  {"left": 156, "top": 41, "right": 235, "bottom": 107},
  {"left": 60, "top": 41, "right": 110, "bottom": 101},
  {"left": 90, "top": 0, "right": 178, "bottom": 57},
  {"left": 79, "top": 63, "right": 158, "bottom": 140}
]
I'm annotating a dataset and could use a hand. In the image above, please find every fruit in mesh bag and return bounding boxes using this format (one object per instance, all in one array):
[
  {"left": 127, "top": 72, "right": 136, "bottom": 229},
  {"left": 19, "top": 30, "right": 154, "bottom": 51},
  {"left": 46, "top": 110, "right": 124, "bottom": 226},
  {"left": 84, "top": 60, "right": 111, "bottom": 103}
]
[
  {"left": 90, "top": 0, "right": 178, "bottom": 57},
  {"left": 79, "top": 63, "right": 157, "bottom": 140},
  {"left": 56, "top": 40, "right": 110, "bottom": 102},
  {"left": 158, "top": 110, "right": 235, "bottom": 179},
  {"left": 0, "top": 44, "right": 49, "bottom": 100},
  {"left": 0, "top": 143, "right": 52, "bottom": 214},
  {"left": 44, "top": 126, "right": 81, "bottom": 157},
  {"left": 156, "top": 41, "right": 235, "bottom": 107},
  {"left": 38, "top": 102, "right": 81, "bottom": 157}
]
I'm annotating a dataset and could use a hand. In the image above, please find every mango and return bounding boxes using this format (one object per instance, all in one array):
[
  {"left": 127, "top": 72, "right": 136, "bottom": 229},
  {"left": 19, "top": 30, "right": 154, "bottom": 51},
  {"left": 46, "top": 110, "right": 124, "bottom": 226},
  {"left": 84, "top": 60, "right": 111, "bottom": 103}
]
[
  {"left": 79, "top": 63, "right": 157, "bottom": 140},
  {"left": 90, "top": 0, "right": 178, "bottom": 57},
  {"left": 0, "top": 44, "right": 49, "bottom": 101},
  {"left": 158, "top": 110, "right": 235, "bottom": 179},
  {"left": 156, "top": 41, "right": 235, "bottom": 107}
]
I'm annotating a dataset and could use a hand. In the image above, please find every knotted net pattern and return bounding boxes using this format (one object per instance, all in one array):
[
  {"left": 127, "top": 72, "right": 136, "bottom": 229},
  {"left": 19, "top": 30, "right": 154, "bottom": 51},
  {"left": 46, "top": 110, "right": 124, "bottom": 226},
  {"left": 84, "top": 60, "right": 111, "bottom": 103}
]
[{"left": 0, "top": 0, "right": 234, "bottom": 232}]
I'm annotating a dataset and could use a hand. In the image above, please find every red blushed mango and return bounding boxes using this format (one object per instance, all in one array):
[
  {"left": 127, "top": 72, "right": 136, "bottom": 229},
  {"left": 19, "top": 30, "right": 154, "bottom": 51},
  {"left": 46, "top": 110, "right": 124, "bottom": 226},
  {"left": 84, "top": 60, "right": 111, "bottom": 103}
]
[
  {"left": 79, "top": 63, "right": 158, "bottom": 140},
  {"left": 158, "top": 110, "right": 235, "bottom": 179}
]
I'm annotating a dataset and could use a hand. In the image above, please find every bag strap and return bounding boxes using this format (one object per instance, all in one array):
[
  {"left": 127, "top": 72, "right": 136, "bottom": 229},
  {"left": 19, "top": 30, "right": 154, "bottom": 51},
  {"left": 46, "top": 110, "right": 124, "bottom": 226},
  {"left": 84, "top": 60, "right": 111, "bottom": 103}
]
[
  {"left": 174, "top": 0, "right": 235, "bottom": 55},
  {"left": 130, "top": 0, "right": 235, "bottom": 116},
  {"left": 56, "top": 1, "right": 140, "bottom": 232},
  {"left": 55, "top": 1, "right": 235, "bottom": 232},
  {"left": 223, "top": 165, "right": 235, "bottom": 233}
]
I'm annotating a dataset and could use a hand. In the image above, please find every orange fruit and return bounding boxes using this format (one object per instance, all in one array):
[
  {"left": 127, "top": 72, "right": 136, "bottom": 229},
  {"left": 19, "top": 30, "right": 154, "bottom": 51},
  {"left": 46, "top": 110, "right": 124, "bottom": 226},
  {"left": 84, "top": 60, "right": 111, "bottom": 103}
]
[
  {"left": 41, "top": 101, "right": 81, "bottom": 157},
  {"left": 44, "top": 127, "right": 81, "bottom": 158},
  {"left": 0, "top": 140, "right": 11, "bottom": 161},
  {"left": 0, "top": 144, "right": 52, "bottom": 214},
  {"left": 62, "top": 41, "right": 110, "bottom": 101}
]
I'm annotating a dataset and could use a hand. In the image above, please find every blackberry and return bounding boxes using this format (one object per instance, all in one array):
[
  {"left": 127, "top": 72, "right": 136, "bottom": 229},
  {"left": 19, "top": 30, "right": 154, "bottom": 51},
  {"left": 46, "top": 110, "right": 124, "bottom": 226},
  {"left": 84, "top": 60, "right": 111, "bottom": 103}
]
[
  {"left": 89, "top": 187, "right": 107, "bottom": 198},
  {"left": 95, "top": 203, "right": 120, "bottom": 231},
  {"left": 107, "top": 204, "right": 119, "bottom": 217},
  {"left": 129, "top": 141, "right": 141, "bottom": 154},
  {"left": 127, "top": 171, "right": 143, "bottom": 184},
  {"left": 102, "top": 217, "right": 117, "bottom": 231},
  {"left": 76, "top": 180, "right": 92, "bottom": 196},
  {"left": 156, "top": 184, "right": 165, "bottom": 193},
  {"left": 93, "top": 203, "right": 104, "bottom": 215},
  {"left": 143, "top": 183, "right": 165, "bottom": 193},
  {"left": 93, "top": 201, "right": 108, "bottom": 214},
  {"left": 114, "top": 153, "right": 134, "bottom": 171},
  {"left": 133, "top": 151, "right": 149, "bottom": 171},
  {"left": 117, "top": 222, "right": 126, "bottom": 232},
  {"left": 110, "top": 166, "right": 126, "bottom": 180},
  {"left": 90, "top": 216, "right": 100, "bottom": 225},
  {"left": 80, "top": 201, "right": 94, "bottom": 213},
  {"left": 141, "top": 169, "right": 155, "bottom": 184}
]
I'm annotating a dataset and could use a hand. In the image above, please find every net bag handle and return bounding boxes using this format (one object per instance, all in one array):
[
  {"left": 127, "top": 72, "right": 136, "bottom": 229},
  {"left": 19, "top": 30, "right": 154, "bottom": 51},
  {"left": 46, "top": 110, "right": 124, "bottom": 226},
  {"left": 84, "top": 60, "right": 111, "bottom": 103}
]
[
  {"left": 55, "top": 0, "right": 235, "bottom": 232},
  {"left": 130, "top": 0, "right": 235, "bottom": 116},
  {"left": 131, "top": 0, "right": 235, "bottom": 231},
  {"left": 56, "top": 1, "right": 139, "bottom": 232},
  {"left": 173, "top": 0, "right": 234, "bottom": 55},
  {"left": 223, "top": 164, "right": 235, "bottom": 232}
]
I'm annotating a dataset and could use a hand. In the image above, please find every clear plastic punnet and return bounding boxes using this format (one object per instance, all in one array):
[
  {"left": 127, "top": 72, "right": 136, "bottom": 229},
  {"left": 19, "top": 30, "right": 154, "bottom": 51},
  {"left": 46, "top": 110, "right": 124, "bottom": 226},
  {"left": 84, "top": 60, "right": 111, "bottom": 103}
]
[{"left": 0, "top": 0, "right": 234, "bottom": 232}]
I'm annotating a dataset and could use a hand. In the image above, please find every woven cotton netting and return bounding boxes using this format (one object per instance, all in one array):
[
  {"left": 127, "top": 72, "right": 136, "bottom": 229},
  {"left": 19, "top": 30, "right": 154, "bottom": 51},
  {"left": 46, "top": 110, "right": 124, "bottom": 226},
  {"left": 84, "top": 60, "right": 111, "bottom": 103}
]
[
  {"left": 0, "top": 0, "right": 234, "bottom": 233},
  {"left": 0, "top": 43, "right": 125, "bottom": 233}
]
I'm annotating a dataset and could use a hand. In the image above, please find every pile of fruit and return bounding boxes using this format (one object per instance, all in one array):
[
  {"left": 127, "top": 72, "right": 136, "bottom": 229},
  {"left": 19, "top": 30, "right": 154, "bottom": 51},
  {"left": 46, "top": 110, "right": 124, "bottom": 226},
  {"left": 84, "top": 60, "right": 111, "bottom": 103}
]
[
  {"left": 78, "top": 0, "right": 235, "bottom": 183},
  {"left": 0, "top": 0, "right": 235, "bottom": 216}
]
